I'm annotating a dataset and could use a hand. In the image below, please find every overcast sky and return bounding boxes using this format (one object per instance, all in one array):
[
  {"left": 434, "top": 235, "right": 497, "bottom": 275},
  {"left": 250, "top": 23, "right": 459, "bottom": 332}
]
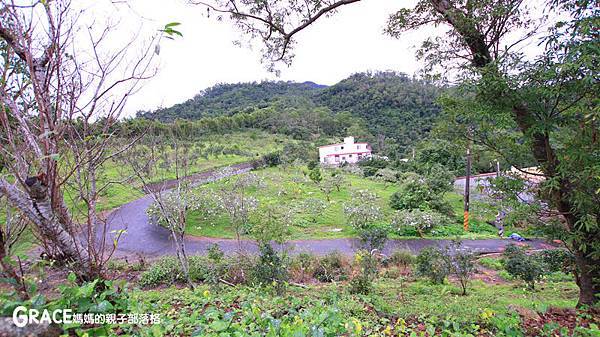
[{"left": 87, "top": 0, "right": 431, "bottom": 117}]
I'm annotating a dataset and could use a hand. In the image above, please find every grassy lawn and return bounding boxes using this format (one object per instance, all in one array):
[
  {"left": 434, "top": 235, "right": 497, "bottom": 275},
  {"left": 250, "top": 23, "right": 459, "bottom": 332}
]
[
  {"left": 186, "top": 165, "right": 512, "bottom": 240},
  {"left": 78, "top": 130, "right": 296, "bottom": 213}
]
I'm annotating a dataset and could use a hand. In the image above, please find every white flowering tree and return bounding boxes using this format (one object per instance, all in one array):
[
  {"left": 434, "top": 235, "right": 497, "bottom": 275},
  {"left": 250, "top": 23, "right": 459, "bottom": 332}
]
[
  {"left": 392, "top": 209, "right": 452, "bottom": 238},
  {"left": 301, "top": 198, "right": 328, "bottom": 225},
  {"left": 344, "top": 190, "right": 387, "bottom": 250},
  {"left": 216, "top": 173, "right": 261, "bottom": 247}
]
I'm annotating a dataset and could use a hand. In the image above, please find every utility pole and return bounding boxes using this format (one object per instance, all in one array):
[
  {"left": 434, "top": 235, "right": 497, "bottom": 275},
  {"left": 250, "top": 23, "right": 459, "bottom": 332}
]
[{"left": 463, "top": 143, "right": 471, "bottom": 232}]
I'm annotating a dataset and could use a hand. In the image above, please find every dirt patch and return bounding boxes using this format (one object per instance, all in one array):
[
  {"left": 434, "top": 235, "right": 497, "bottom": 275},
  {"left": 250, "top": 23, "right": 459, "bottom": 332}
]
[
  {"left": 472, "top": 267, "right": 508, "bottom": 285},
  {"left": 520, "top": 307, "right": 600, "bottom": 336}
]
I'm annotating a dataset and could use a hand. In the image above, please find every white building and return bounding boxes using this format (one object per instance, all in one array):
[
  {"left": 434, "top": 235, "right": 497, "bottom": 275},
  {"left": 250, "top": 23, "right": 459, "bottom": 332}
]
[{"left": 319, "top": 136, "right": 372, "bottom": 166}]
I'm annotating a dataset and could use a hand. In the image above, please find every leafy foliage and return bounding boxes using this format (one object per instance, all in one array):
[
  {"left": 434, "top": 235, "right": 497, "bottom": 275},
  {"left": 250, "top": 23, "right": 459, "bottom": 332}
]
[
  {"left": 416, "top": 246, "right": 452, "bottom": 284},
  {"left": 503, "top": 244, "right": 546, "bottom": 290}
]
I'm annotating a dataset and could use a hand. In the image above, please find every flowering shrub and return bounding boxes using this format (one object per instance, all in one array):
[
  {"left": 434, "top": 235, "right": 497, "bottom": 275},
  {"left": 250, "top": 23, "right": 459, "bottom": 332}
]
[
  {"left": 344, "top": 190, "right": 388, "bottom": 250},
  {"left": 392, "top": 209, "right": 451, "bottom": 237}
]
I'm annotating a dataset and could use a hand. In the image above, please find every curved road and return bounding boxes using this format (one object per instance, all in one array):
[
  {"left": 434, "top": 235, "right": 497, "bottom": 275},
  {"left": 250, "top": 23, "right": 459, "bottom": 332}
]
[{"left": 104, "top": 164, "right": 554, "bottom": 258}]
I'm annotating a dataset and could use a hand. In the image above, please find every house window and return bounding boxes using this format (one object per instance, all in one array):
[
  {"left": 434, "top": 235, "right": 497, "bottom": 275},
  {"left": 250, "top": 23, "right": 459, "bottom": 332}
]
[
  {"left": 349, "top": 154, "right": 353, "bottom": 158},
  {"left": 357, "top": 145, "right": 360, "bottom": 149},
  {"left": 341, "top": 146, "right": 344, "bottom": 150}
]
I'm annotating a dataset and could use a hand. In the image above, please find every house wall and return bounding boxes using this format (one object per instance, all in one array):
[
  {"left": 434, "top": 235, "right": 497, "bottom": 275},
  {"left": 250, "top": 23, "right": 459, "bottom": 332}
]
[{"left": 319, "top": 137, "right": 371, "bottom": 165}]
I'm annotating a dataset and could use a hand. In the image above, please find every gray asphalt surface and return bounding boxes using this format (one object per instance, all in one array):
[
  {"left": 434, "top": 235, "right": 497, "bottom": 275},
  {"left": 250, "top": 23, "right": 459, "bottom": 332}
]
[{"left": 103, "top": 164, "right": 554, "bottom": 258}]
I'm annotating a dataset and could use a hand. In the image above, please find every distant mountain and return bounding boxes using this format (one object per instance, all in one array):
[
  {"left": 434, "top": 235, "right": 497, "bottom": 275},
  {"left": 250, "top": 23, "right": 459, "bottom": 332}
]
[
  {"left": 138, "top": 72, "right": 444, "bottom": 154},
  {"left": 138, "top": 81, "right": 326, "bottom": 121}
]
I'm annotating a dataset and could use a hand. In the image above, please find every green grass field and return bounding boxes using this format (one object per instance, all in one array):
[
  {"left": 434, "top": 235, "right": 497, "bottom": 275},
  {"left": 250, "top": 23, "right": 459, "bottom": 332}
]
[
  {"left": 186, "top": 165, "right": 509, "bottom": 240},
  {"left": 83, "top": 130, "right": 297, "bottom": 213}
]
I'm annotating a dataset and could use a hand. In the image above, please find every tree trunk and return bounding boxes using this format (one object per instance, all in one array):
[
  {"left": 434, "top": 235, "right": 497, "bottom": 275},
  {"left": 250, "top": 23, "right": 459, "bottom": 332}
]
[
  {"left": 0, "top": 178, "right": 90, "bottom": 278},
  {"left": 574, "top": 249, "right": 600, "bottom": 306}
]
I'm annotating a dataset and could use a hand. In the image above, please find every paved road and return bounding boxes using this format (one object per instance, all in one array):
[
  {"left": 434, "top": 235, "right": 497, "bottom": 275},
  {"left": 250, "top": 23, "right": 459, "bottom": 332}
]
[{"left": 103, "top": 164, "right": 554, "bottom": 258}]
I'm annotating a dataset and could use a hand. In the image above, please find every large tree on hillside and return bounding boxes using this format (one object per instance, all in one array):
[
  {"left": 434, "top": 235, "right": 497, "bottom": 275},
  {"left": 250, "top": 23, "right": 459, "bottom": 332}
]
[{"left": 191, "top": 0, "right": 599, "bottom": 305}]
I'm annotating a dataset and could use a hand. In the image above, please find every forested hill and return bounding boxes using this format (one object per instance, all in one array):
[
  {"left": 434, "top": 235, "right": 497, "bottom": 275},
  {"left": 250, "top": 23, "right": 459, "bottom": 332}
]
[
  {"left": 315, "top": 72, "right": 442, "bottom": 150},
  {"left": 138, "top": 81, "right": 326, "bottom": 121},
  {"left": 138, "top": 72, "right": 443, "bottom": 155}
]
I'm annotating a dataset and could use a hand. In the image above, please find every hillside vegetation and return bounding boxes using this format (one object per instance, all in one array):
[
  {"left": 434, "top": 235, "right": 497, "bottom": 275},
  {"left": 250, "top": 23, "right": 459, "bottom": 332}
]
[{"left": 138, "top": 71, "right": 443, "bottom": 155}]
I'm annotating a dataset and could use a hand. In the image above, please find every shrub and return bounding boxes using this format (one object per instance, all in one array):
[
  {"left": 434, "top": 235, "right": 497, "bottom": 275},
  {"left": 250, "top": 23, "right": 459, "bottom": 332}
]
[
  {"left": 309, "top": 167, "right": 322, "bottom": 184},
  {"left": 262, "top": 152, "right": 282, "bottom": 167},
  {"left": 307, "top": 160, "right": 319, "bottom": 170},
  {"left": 392, "top": 209, "right": 451, "bottom": 237},
  {"left": 387, "top": 249, "right": 415, "bottom": 268},
  {"left": 251, "top": 244, "right": 288, "bottom": 292},
  {"left": 503, "top": 244, "right": 545, "bottom": 289},
  {"left": 344, "top": 190, "right": 387, "bottom": 250},
  {"left": 313, "top": 251, "right": 348, "bottom": 282},
  {"left": 537, "top": 249, "right": 575, "bottom": 274},
  {"left": 289, "top": 253, "right": 317, "bottom": 282},
  {"left": 357, "top": 225, "right": 390, "bottom": 251},
  {"left": 349, "top": 250, "right": 379, "bottom": 294},
  {"left": 449, "top": 242, "right": 476, "bottom": 295},
  {"left": 358, "top": 157, "right": 388, "bottom": 177},
  {"left": 139, "top": 256, "right": 209, "bottom": 287},
  {"left": 206, "top": 244, "right": 227, "bottom": 287},
  {"left": 139, "top": 257, "right": 181, "bottom": 287},
  {"left": 415, "top": 246, "right": 451, "bottom": 284}
]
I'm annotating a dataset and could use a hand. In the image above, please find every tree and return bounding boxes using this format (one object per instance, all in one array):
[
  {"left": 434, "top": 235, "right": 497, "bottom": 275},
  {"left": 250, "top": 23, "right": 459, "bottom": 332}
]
[
  {"left": 329, "top": 170, "right": 348, "bottom": 192},
  {"left": 389, "top": 172, "right": 452, "bottom": 215},
  {"left": 128, "top": 137, "right": 198, "bottom": 289},
  {"left": 216, "top": 172, "right": 260, "bottom": 247},
  {"left": 344, "top": 190, "right": 387, "bottom": 250},
  {"left": 301, "top": 198, "right": 328, "bottom": 225},
  {"left": 195, "top": 0, "right": 598, "bottom": 304},
  {"left": 0, "top": 1, "right": 160, "bottom": 280},
  {"left": 448, "top": 241, "right": 476, "bottom": 295}
]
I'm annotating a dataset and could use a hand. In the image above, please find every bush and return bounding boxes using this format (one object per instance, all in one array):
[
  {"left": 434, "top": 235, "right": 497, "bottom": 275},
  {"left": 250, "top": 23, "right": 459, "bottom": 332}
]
[
  {"left": 349, "top": 250, "right": 379, "bottom": 294},
  {"left": 139, "top": 256, "right": 209, "bottom": 287},
  {"left": 313, "top": 251, "right": 348, "bottom": 282},
  {"left": 358, "top": 158, "right": 388, "bottom": 177},
  {"left": 449, "top": 242, "right": 476, "bottom": 295},
  {"left": 251, "top": 244, "right": 288, "bottom": 292},
  {"left": 357, "top": 225, "right": 389, "bottom": 251},
  {"left": 503, "top": 244, "right": 546, "bottom": 289},
  {"left": 289, "top": 253, "right": 317, "bottom": 282},
  {"left": 392, "top": 209, "right": 452, "bottom": 237},
  {"left": 206, "top": 244, "right": 227, "bottom": 287},
  {"left": 139, "top": 257, "right": 181, "bottom": 287},
  {"left": 387, "top": 249, "right": 415, "bottom": 268},
  {"left": 415, "top": 246, "right": 451, "bottom": 284},
  {"left": 262, "top": 152, "right": 282, "bottom": 167},
  {"left": 537, "top": 249, "right": 575, "bottom": 274}
]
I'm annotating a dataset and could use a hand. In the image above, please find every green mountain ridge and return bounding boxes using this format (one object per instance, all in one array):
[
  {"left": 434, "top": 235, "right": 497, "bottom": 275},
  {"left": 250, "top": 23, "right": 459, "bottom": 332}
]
[{"left": 138, "top": 71, "right": 443, "bottom": 154}]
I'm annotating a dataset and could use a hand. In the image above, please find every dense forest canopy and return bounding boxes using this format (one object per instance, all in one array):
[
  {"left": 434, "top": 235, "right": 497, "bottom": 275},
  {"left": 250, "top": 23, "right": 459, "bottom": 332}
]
[{"left": 137, "top": 71, "right": 444, "bottom": 155}]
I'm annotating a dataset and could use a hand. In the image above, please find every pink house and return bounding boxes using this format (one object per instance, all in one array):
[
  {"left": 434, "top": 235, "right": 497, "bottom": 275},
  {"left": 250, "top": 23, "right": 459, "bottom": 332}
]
[{"left": 319, "top": 136, "right": 372, "bottom": 166}]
